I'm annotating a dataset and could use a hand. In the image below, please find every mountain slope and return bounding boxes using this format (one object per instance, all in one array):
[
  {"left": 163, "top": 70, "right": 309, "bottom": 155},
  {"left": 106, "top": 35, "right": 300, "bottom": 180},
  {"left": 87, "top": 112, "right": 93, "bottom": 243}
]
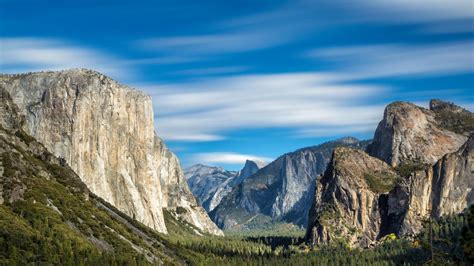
[
  {"left": 210, "top": 137, "right": 370, "bottom": 230},
  {"left": 185, "top": 164, "right": 237, "bottom": 211},
  {"left": 0, "top": 87, "right": 191, "bottom": 264},
  {"left": 368, "top": 101, "right": 468, "bottom": 167},
  {"left": 185, "top": 160, "right": 266, "bottom": 212},
  {"left": 306, "top": 100, "right": 474, "bottom": 248},
  {"left": 0, "top": 70, "right": 221, "bottom": 236},
  {"left": 306, "top": 147, "right": 400, "bottom": 247}
]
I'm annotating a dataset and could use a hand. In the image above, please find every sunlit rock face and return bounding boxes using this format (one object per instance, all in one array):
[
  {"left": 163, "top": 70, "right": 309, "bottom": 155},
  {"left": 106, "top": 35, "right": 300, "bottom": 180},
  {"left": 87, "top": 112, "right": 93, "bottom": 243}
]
[
  {"left": 185, "top": 164, "right": 237, "bottom": 212},
  {"left": 210, "top": 138, "right": 370, "bottom": 230},
  {"left": 0, "top": 69, "right": 222, "bottom": 236},
  {"left": 185, "top": 160, "right": 266, "bottom": 213},
  {"left": 386, "top": 135, "right": 474, "bottom": 238},
  {"left": 306, "top": 147, "right": 398, "bottom": 248},
  {"left": 368, "top": 101, "right": 468, "bottom": 167},
  {"left": 306, "top": 100, "right": 473, "bottom": 248}
]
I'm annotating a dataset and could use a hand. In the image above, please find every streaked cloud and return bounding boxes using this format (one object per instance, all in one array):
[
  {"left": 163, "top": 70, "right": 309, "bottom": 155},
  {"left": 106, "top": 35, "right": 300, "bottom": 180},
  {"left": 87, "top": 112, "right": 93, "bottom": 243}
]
[
  {"left": 0, "top": 38, "right": 127, "bottom": 77},
  {"left": 172, "top": 66, "right": 248, "bottom": 76},
  {"left": 0, "top": 37, "right": 205, "bottom": 78},
  {"left": 309, "top": 41, "right": 474, "bottom": 79},
  {"left": 192, "top": 152, "right": 272, "bottom": 165},
  {"left": 137, "top": 28, "right": 293, "bottom": 56},
  {"left": 140, "top": 72, "right": 387, "bottom": 141},
  {"left": 358, "top": 0, "right": 473, "bottom": 23},
  {"left": 123, "top": 55, "right": 201, "bottom": 65}
]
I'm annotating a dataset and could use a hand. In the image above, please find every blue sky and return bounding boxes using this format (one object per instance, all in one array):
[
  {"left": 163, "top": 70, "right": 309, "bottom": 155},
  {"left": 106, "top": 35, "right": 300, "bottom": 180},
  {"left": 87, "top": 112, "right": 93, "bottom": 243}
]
[{"left": 1, "top": 0, "right": 473, "bottom": 170}]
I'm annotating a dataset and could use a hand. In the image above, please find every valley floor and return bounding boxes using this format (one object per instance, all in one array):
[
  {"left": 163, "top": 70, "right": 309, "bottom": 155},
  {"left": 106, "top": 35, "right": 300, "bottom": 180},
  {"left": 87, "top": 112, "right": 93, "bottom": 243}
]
[
  {"left": 165, "top": 208, "right": 472, "bottom": 265},
  {"left": 3, "top": 203, "right": 471, "bottom": 265}
]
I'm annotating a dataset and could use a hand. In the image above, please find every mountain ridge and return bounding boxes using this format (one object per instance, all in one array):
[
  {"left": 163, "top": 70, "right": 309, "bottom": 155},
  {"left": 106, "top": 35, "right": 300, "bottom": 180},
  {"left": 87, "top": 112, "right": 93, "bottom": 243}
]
[
  {"left": 306, "top": 99, "right": 474, "bottom": 248},
  {"left": 185, "top": 159, "right": 266, "bottom": 212},
  {"left": 210, "top": 137, "right": 371, "bottom": 230},
  {"left": 0, "top": 69, "right": 222, "bottom": 236}
]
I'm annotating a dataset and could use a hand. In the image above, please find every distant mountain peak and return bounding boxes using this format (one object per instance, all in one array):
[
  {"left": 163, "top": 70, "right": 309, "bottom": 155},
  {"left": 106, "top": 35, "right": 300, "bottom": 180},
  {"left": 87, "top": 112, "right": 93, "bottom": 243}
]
[
  {"left": 243, "top": 159, "right": 267, "bottom": 170},
  {"left": 336, "top": 136, "right": 360, "bottom": 144},
  {"left": 210, "top": 138, "right": 371, "bottom": 230}
]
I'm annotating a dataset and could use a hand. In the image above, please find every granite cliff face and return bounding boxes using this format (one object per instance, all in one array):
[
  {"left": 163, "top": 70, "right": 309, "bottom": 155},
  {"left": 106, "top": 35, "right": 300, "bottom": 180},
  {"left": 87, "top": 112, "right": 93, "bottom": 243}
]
[
  {"left": 231, "top": 160, "right": 267, "bottom": 187},
  {"left": 386, "top": 135, "right": 474, "bottom": 237},
  {"left": 368, "top": 101, "right": 468, "bottom": 167},
  {"left": 185, "top": 164, "right": 237, "bottom": 212},
  {"left": 0, "top": 87, "right": 194, "bottom": 264},
  {"left": 211, "top": 138, "right": 370, "bottom": 230},
  {"left": 185, "top": 160, "right": 265, "bottom": 212},
  {"left": 307, "top": 100, "right": 473, "bottom": 248},
  {"left": 0, "top": 69, "right": 222, "bottom": 236},
  {"left": 307, "top": 147, "right": 399, "bottom": 248}
]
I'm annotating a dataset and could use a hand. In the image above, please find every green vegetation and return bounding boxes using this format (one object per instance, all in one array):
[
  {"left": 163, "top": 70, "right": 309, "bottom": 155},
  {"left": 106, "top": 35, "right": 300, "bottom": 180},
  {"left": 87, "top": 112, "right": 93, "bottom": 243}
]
[
  {"left": 0, "top": 129, "right": 185, "bottom": 265},
  {"left": 364, "top": 172, "right": 400, "bottom": 193},
  {"left": 1, "top": 126, "right": 472, "bottom": 265},
  {"left": 14, "top": 129, "right": 36, "bottom": 144},
  {"left": 416, "top": 213, "right": 468, "bottom": 264},
  {"left": 461, "top": 205, "right": 474, "bottom": 263},
  {"left": 395, "top": 160, "right": 427, "bottom": 177},
  {"left": 224, "top": 214, "right": 305, "bottom": 236},
  {"left": 433, "top": 107, "right": 474, "bottom": 135},
  {"left": 163, "top": 211, "right": 470, "bottom": 265}
]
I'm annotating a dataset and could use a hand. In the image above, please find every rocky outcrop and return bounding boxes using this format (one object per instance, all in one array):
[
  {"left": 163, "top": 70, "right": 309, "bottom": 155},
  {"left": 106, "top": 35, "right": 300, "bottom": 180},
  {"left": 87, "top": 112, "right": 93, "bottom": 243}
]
[
  {"left": 0, "top": 69, "right": 222, "bottom": 236},
  {"left": 185, "top": 160, "right": 266, "bottom": 212},
  {"left": 185, "top": 164, "right": 237, "bottom": 211},
  {"left": 430, "top": 99, "right": 474, "bottom": 136},
  {"left": 386, "top": 134, "right": 474, "bottom": 237},
  {"left": 0, "top": 88, "right": 194, "bottom": 264},
  {"left": 306, "top": 147, "right": 399, "bottom": 248},
  {"left": 307, "top": 100, "right": 473, "bottom": 248},
  {"left": 211, "top": 137, "right": 370, "bottom": 230},
  {"left": 368, "top": 101, "right": 468, "bottom": 167},
  {"left": 231, "top": 160, "right": 267, "bottom": 187}
]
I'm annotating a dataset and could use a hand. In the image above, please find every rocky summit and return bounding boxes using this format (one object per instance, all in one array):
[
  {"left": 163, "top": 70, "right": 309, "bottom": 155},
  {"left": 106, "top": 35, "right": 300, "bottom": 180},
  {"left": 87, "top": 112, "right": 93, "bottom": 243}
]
[
  {"left": 185, "top": 160, "right": 266, "bottom": 213},
  {"left": 0, "top": 69, "right": 222, "bottom": 236},
  {"left": 307, "top": 100, "right": 474, "bottom": 248},
  {"left": 185, "top": 164, "right": 237, "bottom": 212},
  {"left": 307, "top": 147, "right": 400, "bottom": 247},
  {"left": 210, "top": 137, "right": 370, "bottom": 230},
  {"left": 0, "top": 86, "right": 204, "bottom": 264},
  {"left": 368, "top": 101, "right": 468, "bottom": 167}
]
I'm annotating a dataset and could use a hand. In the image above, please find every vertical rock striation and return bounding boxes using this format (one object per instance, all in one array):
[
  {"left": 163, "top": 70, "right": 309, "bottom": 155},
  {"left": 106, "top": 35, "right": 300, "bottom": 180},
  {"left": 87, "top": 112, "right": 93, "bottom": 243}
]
[
  {"left": 386, "top": 134, "right": 474, "bottom": 237},
  {"left": 185, "top": 164, "right": 237, "bottom": 212},
  {"left": 185, "top": 160, "right": 265, "bottom": 213},
  {"left": 306, "top": 147, "right": 399, "bottom": 248},
  {"left": 307, "top": 100, "right": 473, "bottom": 248},
  {"left": 368, "top": 101, "right": 467, "bottom": 167},
  {"left": 211, "top": 137, "right": 370, "bottom": 229},
  {"left": 0, "top": 69, "right": 222, "bottom": 235}
]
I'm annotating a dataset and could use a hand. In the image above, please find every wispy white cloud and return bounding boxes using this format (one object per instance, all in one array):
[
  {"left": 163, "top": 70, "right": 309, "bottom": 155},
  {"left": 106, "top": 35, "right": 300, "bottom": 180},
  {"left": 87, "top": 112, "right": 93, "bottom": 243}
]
[
  {"left": 309, "top": 41, "right": 474, "bottom": 79},
  {"left": 123, "top": 55, "right": 201, "bottom": 65},
  {"left": 137, "top": 2, "right": 313, "bottom": 56},
  {"left": 0, "top": 38, "right": 128, "bottom": 77},
  {"left": 358, "top": 0, "right": 473, "bottom": 23},
  {"left": 158, "top": 133, "right": 225, "bottom": 142},
  {"left": 140, "top": 72, "right": 387, "bottom": 141},
  {"left": 137, "top": 0, "right": 473, "bottom": 61},
  {"left": 137, "top": 28, "right": 293, "bottom": 56},
  {"left": 192, "top": 152, "right": 272, "bottom": 165},
  {"left": 172, "top": 66, "right": 248, "bottom": 76},
  {"left": 0, "top": 37, "right": 203, "bottom": 78}
]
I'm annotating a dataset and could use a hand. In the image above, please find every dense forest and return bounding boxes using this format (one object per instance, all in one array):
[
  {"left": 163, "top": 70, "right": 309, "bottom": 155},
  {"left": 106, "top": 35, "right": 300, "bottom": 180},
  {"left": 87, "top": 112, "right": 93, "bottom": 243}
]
[
  {"left": 2, "top": 196, "right": 473, "bottom": 265},
  {"left": 1, "top": 94, "right": 473, "bottom": 265}
]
